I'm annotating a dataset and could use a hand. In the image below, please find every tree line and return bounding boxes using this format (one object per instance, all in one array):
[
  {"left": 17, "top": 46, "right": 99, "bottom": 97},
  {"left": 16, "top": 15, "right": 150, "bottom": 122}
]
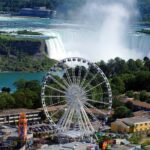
[{"left": 97, "top": 57, "right": 150, "bottom": 95}]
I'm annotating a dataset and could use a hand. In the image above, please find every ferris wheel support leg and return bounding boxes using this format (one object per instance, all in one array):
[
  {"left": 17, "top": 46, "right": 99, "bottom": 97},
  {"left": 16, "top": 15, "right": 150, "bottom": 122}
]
[
  {"left": 57, "top": 103, "right": 73, "bottom": 131},
  {"left": 67, "top": 109, "right": 75, "bottom": 131},
  {"left": 78, "top": 110, "right": 87, "bottom": 134},
  {"left": 80, "top": 107, "right": 91, "bottom": 134},
  {"left": 81, "top": 106, "right": 95, "bottom": 133},
  {"left": 63, "top": 108, "right": 75, "bottom": 131}
]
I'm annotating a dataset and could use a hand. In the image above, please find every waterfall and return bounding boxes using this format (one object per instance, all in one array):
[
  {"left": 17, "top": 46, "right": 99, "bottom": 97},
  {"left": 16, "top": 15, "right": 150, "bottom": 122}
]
[
  {"left": 44, "top": 29, "right": 150, "bottom": 61},
  {"left": 43, "top": 0, "right": 150, "bottom": 61},
  {"left": 129, "top": 33, "right": 150, "bottom": 56},
  {"left": 45, "top": 32, "right": 66, "bottom": 60},
  {"left": 45, "top": 30, "right": 83, "bottom": 60},
  {"left": 44, "top": 0, "right": 142, "bottom": 61}
]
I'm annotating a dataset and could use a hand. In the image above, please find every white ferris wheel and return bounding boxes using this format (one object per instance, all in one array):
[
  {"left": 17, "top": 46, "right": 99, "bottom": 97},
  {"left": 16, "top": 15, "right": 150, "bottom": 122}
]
[{"left": 41, "top": 57, "right": 112, "bottom": 137}]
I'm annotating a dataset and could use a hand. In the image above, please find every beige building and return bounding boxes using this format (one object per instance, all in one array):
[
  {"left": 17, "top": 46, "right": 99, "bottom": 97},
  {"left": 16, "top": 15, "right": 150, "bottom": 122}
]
[{"left": 111, "top": 116, "right": 150, "bottom": 133}]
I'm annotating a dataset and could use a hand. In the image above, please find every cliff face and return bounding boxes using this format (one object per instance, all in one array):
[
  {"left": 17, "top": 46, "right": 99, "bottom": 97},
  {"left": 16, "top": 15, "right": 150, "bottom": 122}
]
[
  {"left": 0, "top": 35, "right": 47, "bottom": 57},
  {"left": 0, "top": 35, "right": 56, "bottom": 72}
]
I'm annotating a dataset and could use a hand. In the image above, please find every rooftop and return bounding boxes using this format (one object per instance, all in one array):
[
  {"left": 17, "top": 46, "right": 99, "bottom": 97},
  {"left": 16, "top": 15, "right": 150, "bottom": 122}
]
[
  {"left": 111, "top": 144, "right": 141, "bottom": 150},
  {"left": 113, "top": 120, "right": 130, "bottom": 128},
  {"left": 0, "top": 108, "right": 40, "bottom": 116},
  {"left": 133, "top": 110, "right": 150, "bottom": 117},
  {"left": 122, "top": 98, "right": 150, "bottom": 109},
  {"left": 122, "top": 116, "right": 150, "bottom": 125}
]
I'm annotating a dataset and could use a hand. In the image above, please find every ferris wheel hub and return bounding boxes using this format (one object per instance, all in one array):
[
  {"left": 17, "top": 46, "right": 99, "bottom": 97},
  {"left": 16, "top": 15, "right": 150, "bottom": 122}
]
[{"left": 65, "top": 84, "right": 86, "bottom": 103}]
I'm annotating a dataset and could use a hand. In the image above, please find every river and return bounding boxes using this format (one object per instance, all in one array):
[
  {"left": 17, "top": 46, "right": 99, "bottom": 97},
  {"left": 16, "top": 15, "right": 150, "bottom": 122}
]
[{"left": 0, "top": 72, "right": 45, "bottom": 92}]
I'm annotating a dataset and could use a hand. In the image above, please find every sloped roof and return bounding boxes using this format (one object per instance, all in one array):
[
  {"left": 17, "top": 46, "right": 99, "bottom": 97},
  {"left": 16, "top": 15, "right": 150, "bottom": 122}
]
[{"left": 122, "top": 117, "right": 150, "bottom": 125}]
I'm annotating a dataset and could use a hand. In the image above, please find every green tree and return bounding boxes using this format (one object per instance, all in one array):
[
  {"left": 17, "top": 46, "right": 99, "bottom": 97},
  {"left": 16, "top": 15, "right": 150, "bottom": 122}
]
[
  {"left": 112, "top": 98, "right": 124, "bottom": 109},
  {"left": 144, "top": 59, "right": 150, "bottom": 70},
  {"left": 0, "top": 93, "right": 15, "bottom": 109},
  {"left": 13, "top": 79, "right": 26, "bottom": 90},
  {"left": 12, "top": 90, "right": 27, "bottom": 108},
  {"left": 111, "top": 76, "right": 125, "bottom": 95},
  {"left": 114, "top": 57, "right": 128, "bottom": 74},
  {"left": 113, "top": 106, "right": 132, "bottom": 119},
  {"left": 129, "top": 134, "right": 141, "bottom": 144},
  {"left": 127, "top": 59, "right": 138, "bottom": 72},
  {"left": 125, "top": 101, "right": 134, "bottom": 111},
  {"left": 126, "top": 91, "right": 134, "bottom": 98},
  {"left": 1, "top": 87, "right": 11, "bottom": 93},
  {"left": 13, "top": 80, "right": 41, "bottom": 108},
  {"left": 139, "top": 90, "right": 149, "bottom": 102}
]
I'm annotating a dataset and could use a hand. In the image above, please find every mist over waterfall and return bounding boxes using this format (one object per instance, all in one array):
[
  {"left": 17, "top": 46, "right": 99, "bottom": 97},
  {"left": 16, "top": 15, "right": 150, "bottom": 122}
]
[{"left": 45, "top": 0, "right": 150, "bottom": 61}]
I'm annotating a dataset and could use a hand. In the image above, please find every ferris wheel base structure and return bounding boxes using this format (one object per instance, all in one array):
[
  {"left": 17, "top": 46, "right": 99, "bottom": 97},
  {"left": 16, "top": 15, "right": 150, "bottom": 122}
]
[{"left": 41, "top": 57, "right": 112, "bottom": 139}]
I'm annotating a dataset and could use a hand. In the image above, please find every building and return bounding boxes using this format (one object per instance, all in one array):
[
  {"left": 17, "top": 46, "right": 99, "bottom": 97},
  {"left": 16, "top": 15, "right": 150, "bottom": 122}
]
[
  {"left": 111, "top": 116, "right": 150, "bottom": 134},
  {"left": 133, "top": 110, "right": 150, "bottom": 117},
  {"left": 111, "top": 144, "right": 141, "bottom": 150},
  {"left": 19, "top": 7, "right": 56, "bottom": 18},
  {"left": 0, "top": 109, "right": 43, "bottom": 125},
  {"left": 122, "top": 98, "right": 150, "bottom": 111},
  {"left": 0, "top": 125, "right": 33, "bottom": 149}
]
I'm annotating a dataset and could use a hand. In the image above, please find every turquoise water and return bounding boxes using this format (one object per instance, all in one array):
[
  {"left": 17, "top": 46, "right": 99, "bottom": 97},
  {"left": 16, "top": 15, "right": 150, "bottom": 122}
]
[{"left": 0, "top": 72, "right": 45, "bottom": 92}]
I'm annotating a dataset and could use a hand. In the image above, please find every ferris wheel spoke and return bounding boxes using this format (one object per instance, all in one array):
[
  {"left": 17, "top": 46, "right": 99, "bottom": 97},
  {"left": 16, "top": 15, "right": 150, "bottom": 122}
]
[
  {"left": 62, "top": 77, "right": 70, "bottom": 87},
  {"left": 51, "top": 104, "right": 67, "bottom": 118},
  {"left": 45, "top": 85, "right": 66, "bottom": 94},
  {"left": 83, "top": 72, "right": 99, "bottom": 90},
  {"left": 83, "top": 104, "right": 98, "bottom": 121},
  {"left": 85, "top": 102, "right": 106, "bottom": 115},
  {"left": 65, "top": 68, "right": 72, "bottom": 84},
  {"left": 71, "top": 67, "right": 76, "bottom": 84},
  {"left": 44, "top": 95, "right": 67, "bottom": 98},
  {"left": 48, "top": 75, "right": 67, "bottom": 90},
  {"left": 85, "top": 81, "right": 105, "bottom": 93},
  {"left": 86, "top": 98, "right": 110, "bottom": 105},
  {"left": 86, "top": 91, "right": 108, "bottom": 97},
  {"left": 80, "top": 68, "right": 90, "bottom": 87},
  {"left": 77, "top": 66, "right": 82, "bottom": 85},
  {"left": 47, "top": 100, "right": 67, "bottom": 107}
]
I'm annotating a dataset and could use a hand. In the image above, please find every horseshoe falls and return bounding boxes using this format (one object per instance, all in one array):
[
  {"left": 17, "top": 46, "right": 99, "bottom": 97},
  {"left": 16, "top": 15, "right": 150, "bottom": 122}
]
[
  {"left": 128, "top": 33, "right": 150, "bottom": 56},
  {"left": 44, "top": 29, "right": 150, "bottom": 61},
  {"left": 43, "top": 0, "right": 150, "bottom": 61}
]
